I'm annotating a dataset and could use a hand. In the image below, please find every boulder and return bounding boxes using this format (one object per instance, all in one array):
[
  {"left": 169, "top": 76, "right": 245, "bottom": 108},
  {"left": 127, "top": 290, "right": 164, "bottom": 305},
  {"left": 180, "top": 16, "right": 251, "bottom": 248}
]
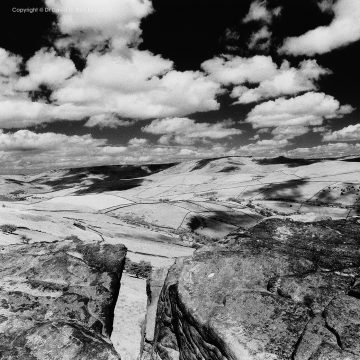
[
  {"left": 0, "top": 239, "right": 126, "bottom": 359},
  {"left": 150, "top": 218, "right": 360, "bottom": 360}
]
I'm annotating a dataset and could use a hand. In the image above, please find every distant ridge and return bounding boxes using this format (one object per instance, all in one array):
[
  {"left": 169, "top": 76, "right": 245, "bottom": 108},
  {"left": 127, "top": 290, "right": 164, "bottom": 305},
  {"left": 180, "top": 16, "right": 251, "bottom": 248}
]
[
  {"left": 255, "top": 156, "right": 319, "bottom": 167},
  {"left": 32, "top": 163, "right": 178, "bottom": 194}
]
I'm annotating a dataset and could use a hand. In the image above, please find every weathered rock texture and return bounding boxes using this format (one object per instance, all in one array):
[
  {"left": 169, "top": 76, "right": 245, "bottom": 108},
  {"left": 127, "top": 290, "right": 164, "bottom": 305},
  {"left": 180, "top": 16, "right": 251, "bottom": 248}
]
[
  {"left": 0, "top": 239, "right": 126, "bottom": 359},
  {"left": 150, "top": 218, "right": 360, "bottom": 360}
]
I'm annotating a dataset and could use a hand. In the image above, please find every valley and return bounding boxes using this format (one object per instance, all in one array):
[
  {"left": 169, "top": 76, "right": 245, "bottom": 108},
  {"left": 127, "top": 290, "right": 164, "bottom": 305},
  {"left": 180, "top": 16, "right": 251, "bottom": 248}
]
[{"left": 0, "top": 155, "right": 359, "bottom": 359}]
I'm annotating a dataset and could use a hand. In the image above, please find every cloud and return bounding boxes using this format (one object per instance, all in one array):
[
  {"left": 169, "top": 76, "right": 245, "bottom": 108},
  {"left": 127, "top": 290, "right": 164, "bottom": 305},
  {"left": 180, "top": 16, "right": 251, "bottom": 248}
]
[
  {"left": 246, "top": 92, "right": 354, "bottom": 128},
  {"left": 179, "top": 148, "right": 197, "bottom": 156},
  {"left": 0, "top": 49, "right": 22, "bottom": 99},
  {"left": 271, "top": 126, "right": 310, "bottom": 140},
  {"left": 0, "top": 48, "right": 221, "bottom": 128},
  {"left": 203, "top": 56, "right": 329, "bottom": 104},
  {"left": 0, "top": 129, "right": 131, "bottom": 172},
  {"left": 248, "top": 26, "right": 272, "bottom": 50},
  {"left": 16, "top": 49, "right": 76, "bottom": 91},
  {"left": 0, "top": 129, "right": 236, "bottom": 173},
  {"left": 52, "top": 49, "right": 221, "bottom": 121},
  {"left": 243, "top": 1, "right": 280, "bottom": 49},
  {"left": 323, "top": 123, "right": 360, "bottom": 141},
  {"left": 0, "top": 98, "right": 101, "bottom": 129},
  {"left": 239, "top": 138, "right": 360, "bottom": 159},
  {"left": 45, "top": 0, "right": 152, "bottom": 52},
  {"left": 0, "top": 129, "right": 105, "bottom": 152},
  {"left": 0, "top": 49, "right": 21, "bottom": 77},
  {"left": 287, "top": 142, "right": 360, "bottom": 158},
  {"left": 100, "top": 146, "right": 127, "bottom": 155},
  {"left": 247, "top": 138, "right": 289, "bottom": 148},
  {"left": 313, "top": 126, "right": 328, "bottom": 133},
  {"left": 202, "top": 55, "right": 278, "bottom": 85},
  {"left": 243, "top": 1, "right": 281, "bottom": 24},
  {"left": 84, "top": 114, "right": 132, "bottom": 128},
  {"left": 128, "top": 137, "right": 148, "bottom": 146},
  {"left": 75, "top": 50, "right": 173, "bottom": 93},
  {"left": 231, "top": 59, "right": 330, "bottom": 104},
  {"left": 142, "top": 117, "right": 241, "bottom": 145},
  {"left": 0, "top": 0, "right": 222, "bottom": 130},
  {"left": 318, "top": 0, "right": 335, "bottom": 13},
  {"left": 37, "top": 0, "right": 220, "bottom": 126},
  {"left": 238, "top": 138, "right": 289, "bottom": 157},
  {"left": 280, "top": 0, "right": 360, "bottom": 55}
]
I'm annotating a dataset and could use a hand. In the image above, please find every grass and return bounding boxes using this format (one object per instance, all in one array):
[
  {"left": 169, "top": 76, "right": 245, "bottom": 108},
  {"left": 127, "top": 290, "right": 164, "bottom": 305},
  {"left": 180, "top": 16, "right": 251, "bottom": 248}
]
[
  {"left": 20, "top": 235, "right": 31, "bottom": 244},
  {"left": 0, "top": 224, "right": 17, "bottom": 234},
  {"left": 125, "top": 259, "right": 152, "bottom": 279},
  {"left": 64, "top": 235, "right": 82, "bottom": 243}
]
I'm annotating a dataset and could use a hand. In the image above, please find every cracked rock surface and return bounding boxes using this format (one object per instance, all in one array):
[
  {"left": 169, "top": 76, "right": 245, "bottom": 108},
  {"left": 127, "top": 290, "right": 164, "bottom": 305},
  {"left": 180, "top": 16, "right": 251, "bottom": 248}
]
[
  {"left": 0, "top": 239, "right": 126, "bottom": 360},
  {"left": 149, "top": 218, "right": 360, "bottom": 360}
]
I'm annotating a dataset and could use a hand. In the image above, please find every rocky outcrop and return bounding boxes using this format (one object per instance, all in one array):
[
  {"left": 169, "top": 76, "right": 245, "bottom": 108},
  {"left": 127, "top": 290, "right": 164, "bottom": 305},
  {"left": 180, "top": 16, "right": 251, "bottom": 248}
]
[
  {"left": 0, "top": 239, "right": 127, "bottom": 359},
  {"left": 150, "top": 218, "right": 360, "bottom": 360}
]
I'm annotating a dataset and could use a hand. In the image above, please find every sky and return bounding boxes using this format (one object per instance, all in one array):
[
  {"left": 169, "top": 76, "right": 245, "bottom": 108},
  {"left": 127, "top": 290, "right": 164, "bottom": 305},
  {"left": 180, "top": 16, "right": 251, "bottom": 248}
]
[{"left": 0, "top": 0, "right": 359, "bottom": 172}]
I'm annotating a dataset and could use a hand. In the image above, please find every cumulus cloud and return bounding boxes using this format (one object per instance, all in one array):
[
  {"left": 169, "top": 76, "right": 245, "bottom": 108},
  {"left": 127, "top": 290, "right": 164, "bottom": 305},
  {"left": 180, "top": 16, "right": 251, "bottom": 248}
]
[
  {"left": 232, "top": 59, "right": 329, "bottom": 104},
  {"left": 281, "top": 0, "right": 360, "bottom": 55},
  {"left": 0, "top": 0, "right": 357, "bottom": 163},
  {"left": 238, "top": 138, "right": 289, "bottom": 157},
  {"left": 246, "top": 92, "right": 354, "bottom": 128},
  {"left": 0, "top": 48, "right": 22, "bottom": 99},
  {"left": 74, "top": 50, "right": 173, "bottom": 93},
  {"left": 202, "top": 55, "right": 278, "bottom": 85},
  {"left": 45, "top": 0, "right": 152, "bottom": 52},
  {"left": 0, "top": 49, "right": 221, "bottom": 128},
  {"left": 0, "top": 99, "right": 100, "bottom": 129},
  {"left": 51, "top": 49, "right": 221, "bottom": 121},
  {"left": 0, "top": 49, "right": 21, "bottom": 77},
  {"left": 0, "top": 0, "right": 222, "bottom": 130},
  {"left": 243, "top": 1, "right": 282, "bottom": 24},
  {"left": 0, "top": 129, "right": 105, "bottom": 152},
  {"left": 16, "top": 49, "right": 76, "bottom": 91},
  {"left": 179, "top": 148, "right": 197, "bottom": 156},
  {"left": 0, "top": 129, "right": 131, "bottom": 172},
  {"left": 128, "top": 137, "right": 148, "bottom": 146},
  {"left": 203, "top": 56, "right": 329, "bottom": 104},
  {"left": 323, "top": 123, "right": 360, "bottom": 141},
  {"left": 84, "top": 114, "right": 131, "bottom": 128},
  {"left": 142, "top": 117, "right": 241, "bottom": 145}
]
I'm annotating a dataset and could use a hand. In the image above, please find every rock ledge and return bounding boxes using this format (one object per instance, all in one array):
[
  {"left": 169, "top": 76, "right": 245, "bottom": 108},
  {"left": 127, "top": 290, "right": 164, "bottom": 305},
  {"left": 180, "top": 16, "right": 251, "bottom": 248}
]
[
  {"left": 150, "top": 218, "right": 360, "bottom": 360},
  {"left": 0, "top": 240, "right": 126, "bottom": 360}
]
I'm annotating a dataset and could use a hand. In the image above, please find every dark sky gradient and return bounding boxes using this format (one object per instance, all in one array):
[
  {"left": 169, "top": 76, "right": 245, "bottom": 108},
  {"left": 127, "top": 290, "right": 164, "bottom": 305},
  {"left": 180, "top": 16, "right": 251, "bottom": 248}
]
[
  {"left": 0, "top": 0, "right": 57, "bottom": 58},
  {"left": 140, "top": 0, "right": 358, "bottom": 101},
  {"left": 1, "top": 0, "right": 359, "bottom": 110},
  {"left": 140, "top": 0, "right": 359, "bottom": 149},
  {"left": 1, "top": 0, "right": 359, "bottom": 99}
]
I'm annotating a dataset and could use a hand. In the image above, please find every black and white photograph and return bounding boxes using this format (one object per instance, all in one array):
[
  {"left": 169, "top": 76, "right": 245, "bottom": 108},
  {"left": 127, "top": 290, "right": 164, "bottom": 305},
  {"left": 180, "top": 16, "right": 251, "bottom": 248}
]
[{"left": 0, "top": 0, "right": 360, "bottom": 359}]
